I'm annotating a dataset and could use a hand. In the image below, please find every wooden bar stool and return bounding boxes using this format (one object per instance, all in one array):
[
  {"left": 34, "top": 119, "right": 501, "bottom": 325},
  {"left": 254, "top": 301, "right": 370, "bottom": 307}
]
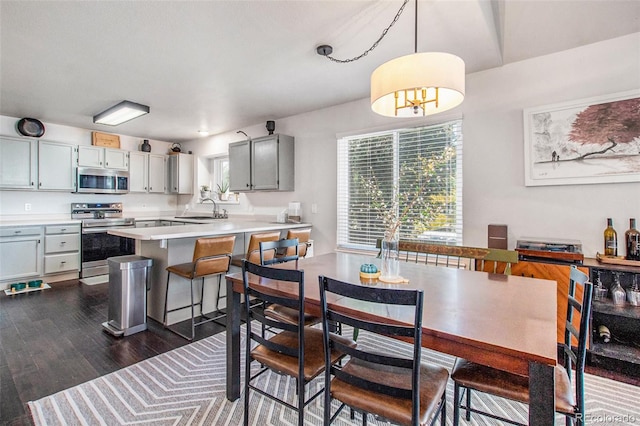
[{"left": 163, "top": 235, "right": 235, "bottom": 341}]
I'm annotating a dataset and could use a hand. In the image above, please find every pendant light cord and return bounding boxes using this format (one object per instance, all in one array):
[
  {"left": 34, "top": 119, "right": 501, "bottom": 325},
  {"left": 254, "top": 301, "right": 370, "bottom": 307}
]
[
  {"left": 321, "top": 0, "right": 410, "bottom": 63},
  {"left": 414, "top": 0, "right": 418, "bottom": 54}
]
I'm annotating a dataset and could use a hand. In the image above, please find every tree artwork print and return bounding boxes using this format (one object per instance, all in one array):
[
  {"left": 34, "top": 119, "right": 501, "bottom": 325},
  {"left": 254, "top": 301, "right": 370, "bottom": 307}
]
[{"left": 524, "top": 91, "right": 640, "bottom": 186}]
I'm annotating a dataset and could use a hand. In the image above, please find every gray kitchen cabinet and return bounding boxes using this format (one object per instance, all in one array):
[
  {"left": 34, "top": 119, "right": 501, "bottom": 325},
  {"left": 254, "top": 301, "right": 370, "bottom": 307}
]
[
  {"left": 129, "top": 152, "right": 166, "bottom": 193},
  {"left": 229, "top": 139, "right": 251, "bottom": 192},
  {"left": 0, "top": 226, "right": 43, "bottom": 281},
  {"left": 228, "top": 134, "right": 294, "bottom": 192},
  {"left": 128, "top": 151, "right": 148, "bottom": 192},
  {"left": 43, "top": 224, "right": 80, "bottom": 274},
  {"left": 167, "top": 153, "right": 193, "bottom": 194},
  {"left": 0, "top": 136, "right": 37, "bottom": 190},
  {"left": 38, "top": 141, "right": 76, "bottom": 191},
  {"left": 78, "top": 146, "right": 128, "bottom": 170},
  {"left": 148, "top": 154, "right": 167, "bottom": 193}
]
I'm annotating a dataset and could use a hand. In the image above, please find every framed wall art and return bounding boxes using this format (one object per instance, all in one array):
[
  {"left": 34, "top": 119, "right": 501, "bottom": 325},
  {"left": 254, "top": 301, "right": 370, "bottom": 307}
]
[{"left": 523, "top": 90, "right": 640, "bottom": 186}]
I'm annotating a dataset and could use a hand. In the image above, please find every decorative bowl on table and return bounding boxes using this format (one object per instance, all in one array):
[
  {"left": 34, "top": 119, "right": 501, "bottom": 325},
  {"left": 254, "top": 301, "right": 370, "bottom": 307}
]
[{"left": 359, "top": 263, "right": 381, "bottom": 280}]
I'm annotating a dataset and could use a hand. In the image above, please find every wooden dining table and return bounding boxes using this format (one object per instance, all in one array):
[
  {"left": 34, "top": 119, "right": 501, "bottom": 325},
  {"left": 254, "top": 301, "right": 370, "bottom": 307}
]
[{"left": 224, "top": 252, "right": 559, "bottom": 425}]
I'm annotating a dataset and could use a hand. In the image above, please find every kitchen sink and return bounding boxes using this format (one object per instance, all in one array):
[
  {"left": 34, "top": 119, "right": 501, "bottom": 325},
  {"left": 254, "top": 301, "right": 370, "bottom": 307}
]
[{"left": 175, "top": 216, "right": 219, "bottom": 220}]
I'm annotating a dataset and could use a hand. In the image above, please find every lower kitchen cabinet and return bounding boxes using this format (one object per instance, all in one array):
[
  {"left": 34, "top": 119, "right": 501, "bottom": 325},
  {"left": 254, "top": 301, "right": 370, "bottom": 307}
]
[
  {"left": 43, "top": 224, "right": 80, "bottom": 274},
  {"left": 511, "top": 260, "right": 589, "bottom": 345},
  {"left": 0, "top": 226, "right": 43, "bottom": 281}
]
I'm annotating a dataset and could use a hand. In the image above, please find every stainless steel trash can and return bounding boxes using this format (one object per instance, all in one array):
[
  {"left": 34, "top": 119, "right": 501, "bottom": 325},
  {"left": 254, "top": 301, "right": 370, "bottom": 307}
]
[{"left": 102, "top": 255, "right": 153, "bottom": 337}]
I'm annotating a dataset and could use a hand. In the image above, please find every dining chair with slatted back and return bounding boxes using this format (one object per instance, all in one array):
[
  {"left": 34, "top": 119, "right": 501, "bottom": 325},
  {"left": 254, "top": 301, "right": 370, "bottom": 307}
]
[
  {"left": 319, "top": 275, "right": 449, "bottom": 426},
  {"left": 475, "top": 247, "right": 519, "bottom": 275},
  {"left": 259, "top": 237, "right": 299, "bottom": 265},
  {"left": 376, "top": 238, "right": 492, "bottom": 270},
  {"left": 242, "top": 261, "right": 354, "bottom": 426},
  {"left": 163, "top": 235, "right": 235, "bottom": 340},
  {"left": 451, "top": 265, "right": 593, "bottom": 426}
]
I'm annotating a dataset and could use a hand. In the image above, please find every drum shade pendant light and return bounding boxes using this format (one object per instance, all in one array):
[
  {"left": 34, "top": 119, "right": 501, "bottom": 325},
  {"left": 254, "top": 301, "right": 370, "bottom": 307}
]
[
  {"left": 317, "top": 0, "right": 464, "bottom": 118},
  {"left": 93, "top": 100, "right": 150, "bottom": 126},
  {"left": 371, "top": 0, "right": 465, "bottom": 117}
]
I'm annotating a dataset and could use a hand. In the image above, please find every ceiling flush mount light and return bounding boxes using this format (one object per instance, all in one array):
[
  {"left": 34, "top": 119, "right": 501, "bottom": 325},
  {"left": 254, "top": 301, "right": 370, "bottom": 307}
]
[
  {"left": 318, "top": 0, "right": 465, "bottom": 117},
  {"left": 93, "top": 100, "right": 150, "bottom": 126},
  {"left": 198, "top": 130, "right": 210, "bottom": 137}
]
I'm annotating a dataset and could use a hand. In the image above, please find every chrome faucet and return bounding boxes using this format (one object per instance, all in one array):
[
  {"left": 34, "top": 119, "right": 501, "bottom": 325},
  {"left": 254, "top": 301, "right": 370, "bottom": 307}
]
[
  {"left": 201, "top": 197, "right": 218, "bottom": 216},
  {"left": 201, "top": 198, "right": 228, "bottom": 219}
]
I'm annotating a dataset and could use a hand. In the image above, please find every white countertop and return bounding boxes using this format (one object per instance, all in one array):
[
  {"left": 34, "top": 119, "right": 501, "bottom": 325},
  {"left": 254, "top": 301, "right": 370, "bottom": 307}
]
[
  {"left": 0, "top": 218, "right": 82, "bottom": 227},
  {"left": 108, "top": 220, "right": 312, "bottom": 241}
]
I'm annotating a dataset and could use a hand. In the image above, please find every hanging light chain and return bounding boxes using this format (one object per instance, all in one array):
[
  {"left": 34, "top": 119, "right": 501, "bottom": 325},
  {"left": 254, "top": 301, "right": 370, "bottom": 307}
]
[{"left": 322, "top": 0, "right": 410, "bottom": 64}]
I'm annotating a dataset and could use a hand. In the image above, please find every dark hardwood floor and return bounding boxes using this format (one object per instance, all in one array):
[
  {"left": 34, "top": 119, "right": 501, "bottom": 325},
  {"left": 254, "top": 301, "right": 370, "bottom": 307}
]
[
  {"left": 2, "top": 278, "right": 638, "bottom": 425},
  {"left": 0, "top": 279, "right": 226, "bottom": 425}
]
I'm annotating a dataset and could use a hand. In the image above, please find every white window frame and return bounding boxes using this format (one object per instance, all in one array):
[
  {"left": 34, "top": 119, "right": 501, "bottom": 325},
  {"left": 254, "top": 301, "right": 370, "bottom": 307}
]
[{"left": 337, "top": 120, "right": 463, "bottom": 251}]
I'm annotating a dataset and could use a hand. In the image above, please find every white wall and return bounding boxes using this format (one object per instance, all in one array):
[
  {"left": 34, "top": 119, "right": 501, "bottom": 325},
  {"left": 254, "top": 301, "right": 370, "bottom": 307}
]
[
  {"left": 0, "top": 116, "right": 178, "bottom": 218},
  {"left": 2, "top": 34, "right": 638, "bottom": 257},
  {"left": 184, "top": 33, "right": 640, "bottom": 257}
]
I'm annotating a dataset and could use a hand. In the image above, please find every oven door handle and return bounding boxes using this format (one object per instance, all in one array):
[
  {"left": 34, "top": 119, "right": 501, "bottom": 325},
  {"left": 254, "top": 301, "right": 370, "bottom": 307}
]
[{"left": 82, "top": 226, "right": 134, "bottom": 234}]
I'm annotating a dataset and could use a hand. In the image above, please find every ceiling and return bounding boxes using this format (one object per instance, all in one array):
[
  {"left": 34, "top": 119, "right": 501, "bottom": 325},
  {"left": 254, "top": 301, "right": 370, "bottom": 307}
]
[{"left": 1, "top": 0, "right": 638, "bottom": 143}]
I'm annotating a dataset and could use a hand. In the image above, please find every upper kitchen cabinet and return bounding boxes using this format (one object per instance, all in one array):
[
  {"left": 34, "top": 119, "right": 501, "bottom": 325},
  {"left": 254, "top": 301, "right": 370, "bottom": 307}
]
[
  {"left": 0, "top": 136, "right": 37, "bottom": 190},
  {"left": 229, "top": 134, "right": 294, "bottom": 192},
  {"left": 38, "top": 141, "right": 77, "bottom": 191},
  {"left": 128, "top": 151, "right": 148, "bottom": 193},
  {"left": 167, "top": 152, "right": 193, "bottom": 194},
  {"left": 148, "top": 154, "right": 167, "bottom": 193},
  {"left": 129, "top": 152, "right": 167, "bottom": 193},
  {"left": 78, "top": 146, "right": 128, "bottom": 170}
]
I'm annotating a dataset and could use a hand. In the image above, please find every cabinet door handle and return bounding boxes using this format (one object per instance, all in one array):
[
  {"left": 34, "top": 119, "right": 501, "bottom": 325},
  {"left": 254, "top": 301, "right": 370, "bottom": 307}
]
[
  {"left": 246, "top": 183, "right": 250, "bottom": 187},
  {"left": 14, "top": 230, "right": 22, "bottom": 234},
  {"left": 60, "top": 241, "right": 66, "bottom": 245},
  {"left": 61, "top": 228, "right": 67, "bottom": 232},
  {"left": 60, "top": 261, "right": 66, "bottom": 264}
]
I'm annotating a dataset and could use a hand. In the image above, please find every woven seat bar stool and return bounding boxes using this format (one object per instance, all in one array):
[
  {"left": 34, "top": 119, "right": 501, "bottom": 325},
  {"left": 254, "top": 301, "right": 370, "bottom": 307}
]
[
  {"left": 163, "top": 235, "right": 235, "bottom": 341},
  {"left": 451, "top": 265, "right": 593, "bottom": 426}
]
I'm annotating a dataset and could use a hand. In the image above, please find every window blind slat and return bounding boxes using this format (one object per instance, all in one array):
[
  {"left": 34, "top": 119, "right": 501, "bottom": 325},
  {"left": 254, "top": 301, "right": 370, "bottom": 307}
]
[{"left": 337, "top": 120, "right": 463, "bottom": 250}]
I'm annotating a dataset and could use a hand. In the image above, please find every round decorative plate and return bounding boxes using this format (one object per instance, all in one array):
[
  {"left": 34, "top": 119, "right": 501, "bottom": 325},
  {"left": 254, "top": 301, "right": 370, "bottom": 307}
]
[{"left": 16, "top": 118, "right": 45, "bottom": 137}]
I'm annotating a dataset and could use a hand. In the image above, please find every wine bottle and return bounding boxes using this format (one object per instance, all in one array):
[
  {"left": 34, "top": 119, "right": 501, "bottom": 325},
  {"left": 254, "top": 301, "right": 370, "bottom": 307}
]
[
  {"left": 625, "top": 218, "right": 640, "bottom": 261},
  {"left": 604, "top": 218, "right": 617, "bottom": 257}
]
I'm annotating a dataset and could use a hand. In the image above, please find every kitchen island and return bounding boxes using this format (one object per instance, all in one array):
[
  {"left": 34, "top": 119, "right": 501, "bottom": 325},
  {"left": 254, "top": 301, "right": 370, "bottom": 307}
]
[{"left": 108, "top": 219, "right": 312, "bottom": 324}]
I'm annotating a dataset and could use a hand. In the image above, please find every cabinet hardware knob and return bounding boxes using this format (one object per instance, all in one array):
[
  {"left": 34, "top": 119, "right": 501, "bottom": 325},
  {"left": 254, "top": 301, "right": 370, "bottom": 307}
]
[
  {"left": 60, "top": 261, "right": 66, "bottom": 264},
  {"left": 60, "top": 241, "right": 66, "bottom": 245}
]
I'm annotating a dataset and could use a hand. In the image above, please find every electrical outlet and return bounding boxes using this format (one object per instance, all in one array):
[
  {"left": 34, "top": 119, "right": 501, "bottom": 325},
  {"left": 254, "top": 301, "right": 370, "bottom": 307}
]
[
  {"left": 24, "top": 203, "right": 32, "bottom": 211},
  {"left": 311, "top": 203, "right": 318, "bottom": 214}
]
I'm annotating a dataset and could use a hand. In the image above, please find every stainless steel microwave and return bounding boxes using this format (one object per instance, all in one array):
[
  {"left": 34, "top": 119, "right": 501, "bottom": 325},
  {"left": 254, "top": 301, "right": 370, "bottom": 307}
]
[{"left": 76, "top": 167, "right": 129, "bottom": 194}]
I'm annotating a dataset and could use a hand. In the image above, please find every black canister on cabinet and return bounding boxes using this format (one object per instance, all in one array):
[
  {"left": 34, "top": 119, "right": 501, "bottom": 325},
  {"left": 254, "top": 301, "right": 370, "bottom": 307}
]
[{"left": 141, "top": 139, "right": 151, "bottom": 152}]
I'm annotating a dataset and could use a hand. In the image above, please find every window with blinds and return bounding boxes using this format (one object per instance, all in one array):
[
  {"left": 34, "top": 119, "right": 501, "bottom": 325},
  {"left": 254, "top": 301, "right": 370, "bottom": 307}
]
[{"left": 337, "top": 120, "right": 463, "bottom": 251}]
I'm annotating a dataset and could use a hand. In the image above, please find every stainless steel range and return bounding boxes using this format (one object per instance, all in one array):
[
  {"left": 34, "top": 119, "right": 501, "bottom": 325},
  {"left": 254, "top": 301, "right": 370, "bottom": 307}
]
[{"left": 72, "top": 203, "right": 135, "bottom": 278}]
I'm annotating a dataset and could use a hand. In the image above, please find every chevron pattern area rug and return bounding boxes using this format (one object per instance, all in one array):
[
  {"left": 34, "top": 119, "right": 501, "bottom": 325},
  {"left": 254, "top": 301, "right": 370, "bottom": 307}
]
[{"left": 29, "top": 326, "right": 640, "bottom": 425}]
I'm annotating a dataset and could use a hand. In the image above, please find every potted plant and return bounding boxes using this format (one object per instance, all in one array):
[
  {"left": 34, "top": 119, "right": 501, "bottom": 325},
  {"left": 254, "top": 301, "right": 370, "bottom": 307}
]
[
  {"left": 217, "top": 181, "right": 230, "bottom": 201},
  {"left": 200, "top": 185, "right": 211, "bottom": 199}
]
